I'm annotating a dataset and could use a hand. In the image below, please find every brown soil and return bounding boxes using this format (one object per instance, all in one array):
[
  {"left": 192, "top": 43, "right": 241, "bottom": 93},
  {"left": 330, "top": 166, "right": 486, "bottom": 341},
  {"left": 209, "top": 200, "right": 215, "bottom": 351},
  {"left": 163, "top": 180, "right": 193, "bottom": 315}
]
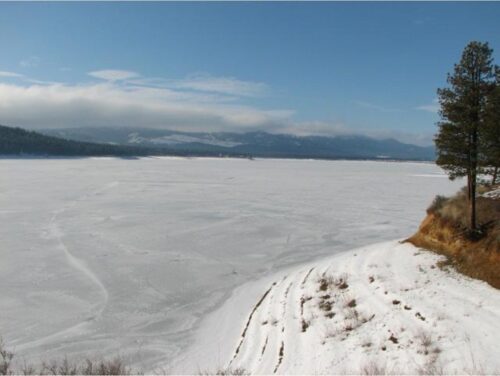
[{"left": 406, "top": 205, "right": 500, "bottom": 289}]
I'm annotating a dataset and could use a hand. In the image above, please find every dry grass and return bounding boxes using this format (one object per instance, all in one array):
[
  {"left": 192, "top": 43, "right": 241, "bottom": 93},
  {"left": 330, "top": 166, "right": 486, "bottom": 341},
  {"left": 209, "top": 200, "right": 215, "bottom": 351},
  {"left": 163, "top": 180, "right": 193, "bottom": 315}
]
[
  {"left": 198, "top": 367, "right": 248, "bottom": 375},
  {"left": 0, "top": 338, "right": 14, "bottom": 375},
  {"left": 345, "top": 299, "right": 357, "bottom": 308},
  {"left": 0, "top": 338, "right": 134, "bottom": 376},
  {"left": 2, "top": 336, "right": 249, "bottom": 375},
  {"left": 317, "top": 274, "right": 349, "bottom": 292},
  {"left": 407, "top": 185, "right": 500, "bottom": 289},
  {"left": 27, "top": 358, "right": 132, "bottom": 376},
  {"left": 360, "top": 361, "right": 396, "bottom": 375}
]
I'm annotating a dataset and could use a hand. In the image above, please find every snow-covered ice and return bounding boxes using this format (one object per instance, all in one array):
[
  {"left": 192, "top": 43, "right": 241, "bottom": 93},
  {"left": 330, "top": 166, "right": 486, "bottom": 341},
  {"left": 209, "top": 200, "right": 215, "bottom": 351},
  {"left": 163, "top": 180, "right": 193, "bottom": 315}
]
[{"left": 0, "top": 158, "right": 464, "bottom": 370}]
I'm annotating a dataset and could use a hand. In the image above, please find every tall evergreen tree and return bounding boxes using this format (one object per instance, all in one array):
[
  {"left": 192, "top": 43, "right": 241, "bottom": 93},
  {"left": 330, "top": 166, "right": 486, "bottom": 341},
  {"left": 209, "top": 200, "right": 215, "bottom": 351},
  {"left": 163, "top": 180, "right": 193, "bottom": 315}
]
[
  {"left": 482, "top": 70, "right": 500, "bottom": 185},
  {"left": 435, "top": 41, "right": 496, "bottom": 233}
]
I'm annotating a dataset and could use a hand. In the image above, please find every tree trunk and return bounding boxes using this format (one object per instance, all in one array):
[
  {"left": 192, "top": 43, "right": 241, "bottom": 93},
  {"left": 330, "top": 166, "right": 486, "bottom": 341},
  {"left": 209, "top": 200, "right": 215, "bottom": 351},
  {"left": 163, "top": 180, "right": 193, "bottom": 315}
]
[
  {"left": 470, "top": 171, "right": 477, "bottom": 230},
  {"left": 470, "top": 123, "right": 478, "bottom": 231},
  {"left": 467, "top": 172, "right": 472, "bottom": 201},
  {"left": 493, "top": 166, "right": 498, "bottom": 185}
]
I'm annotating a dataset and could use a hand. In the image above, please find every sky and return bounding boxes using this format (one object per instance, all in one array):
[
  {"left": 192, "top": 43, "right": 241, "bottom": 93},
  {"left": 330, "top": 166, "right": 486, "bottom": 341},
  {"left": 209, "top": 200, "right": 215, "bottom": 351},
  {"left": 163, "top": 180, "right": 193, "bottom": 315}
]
[{"left": 0, "top": 2, "right": 499, "bottom": 146}]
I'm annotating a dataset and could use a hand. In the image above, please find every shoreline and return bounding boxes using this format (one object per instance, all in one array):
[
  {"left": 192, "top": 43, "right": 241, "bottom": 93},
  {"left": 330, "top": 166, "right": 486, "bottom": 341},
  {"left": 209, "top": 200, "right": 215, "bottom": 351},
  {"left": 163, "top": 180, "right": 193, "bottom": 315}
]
[
  {"left": 0, "top": 155, "right": 436, "bottom": 164},
  {"left": 166, "top": 240, "right": 390, "bottom": 374},
  {"left": 168, "top": 240, "right": 500, "bottom": 374}
]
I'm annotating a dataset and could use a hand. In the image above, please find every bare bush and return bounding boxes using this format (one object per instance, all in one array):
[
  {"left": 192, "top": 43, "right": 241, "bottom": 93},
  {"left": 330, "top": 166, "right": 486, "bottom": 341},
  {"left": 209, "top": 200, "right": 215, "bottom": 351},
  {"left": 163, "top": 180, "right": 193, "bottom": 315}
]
[
  {"left": 0, "top": 338, "right": 14, "bottom": 376},
  {"left": 416, "top": 330, "right": 433, "bottom": 355},
  {"left": 0, "top": 338, "right": 133, "bottom": 376},
  {"left": 361, "top": 360, "right": 389, "bottom": 375},
  {"left": 427, "top": 195, "right": 448, "bottom": 214}
]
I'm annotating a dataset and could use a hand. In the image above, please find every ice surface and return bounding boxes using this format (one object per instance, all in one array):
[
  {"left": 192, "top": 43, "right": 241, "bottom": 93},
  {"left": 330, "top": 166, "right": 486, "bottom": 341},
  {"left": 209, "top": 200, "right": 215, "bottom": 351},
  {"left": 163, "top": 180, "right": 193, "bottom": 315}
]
[{"left": 0, "top": 158, "right": 461, "bottom": 370}]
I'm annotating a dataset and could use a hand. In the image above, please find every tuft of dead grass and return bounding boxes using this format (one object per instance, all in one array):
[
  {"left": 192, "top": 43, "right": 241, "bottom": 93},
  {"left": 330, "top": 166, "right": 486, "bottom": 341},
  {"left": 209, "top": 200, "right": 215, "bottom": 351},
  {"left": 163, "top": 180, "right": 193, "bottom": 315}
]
[
  {"left": 198, "top": 367, "right": 248, "bottom": 376},
  {"left": 301, "top": 319, "right": 310, "bottom": 332},
  {"left": 318, "top": 274, "right": 349, "bottom": 292}
]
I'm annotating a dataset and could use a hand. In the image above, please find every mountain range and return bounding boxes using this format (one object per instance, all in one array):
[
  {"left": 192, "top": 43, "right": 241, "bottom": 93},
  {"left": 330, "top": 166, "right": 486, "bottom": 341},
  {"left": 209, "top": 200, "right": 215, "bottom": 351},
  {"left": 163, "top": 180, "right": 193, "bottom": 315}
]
[{"left": 40, "top": 127, "right": 436, "bottom": 160}]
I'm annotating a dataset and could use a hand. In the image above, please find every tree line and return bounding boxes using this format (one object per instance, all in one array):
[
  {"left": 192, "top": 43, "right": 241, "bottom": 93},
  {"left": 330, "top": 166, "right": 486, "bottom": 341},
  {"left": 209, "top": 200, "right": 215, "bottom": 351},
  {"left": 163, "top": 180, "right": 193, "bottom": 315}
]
[{"left": 0, "top": 125, "right": 250, "bottom": 158}]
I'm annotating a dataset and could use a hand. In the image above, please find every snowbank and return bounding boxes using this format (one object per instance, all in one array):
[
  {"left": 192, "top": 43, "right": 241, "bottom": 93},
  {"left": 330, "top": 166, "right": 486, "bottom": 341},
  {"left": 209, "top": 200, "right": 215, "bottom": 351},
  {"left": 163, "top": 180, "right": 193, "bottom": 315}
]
[
  {"left": 172, "top": 241, "right": 500, "bottom": 375},
  {"left": 482, "top": 186, "right": 500, "bottom": 199}
]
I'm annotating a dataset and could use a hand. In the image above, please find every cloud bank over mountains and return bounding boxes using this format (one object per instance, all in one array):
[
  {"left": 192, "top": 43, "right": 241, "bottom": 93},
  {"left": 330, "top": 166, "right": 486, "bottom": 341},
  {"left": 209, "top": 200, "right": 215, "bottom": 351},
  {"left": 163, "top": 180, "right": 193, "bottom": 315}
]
[
  {"left": 0, "top": 69, "right": 434, "bottom": 145},
  {"left": 0, "top": 69, "right": 294, "bottom": 132}
]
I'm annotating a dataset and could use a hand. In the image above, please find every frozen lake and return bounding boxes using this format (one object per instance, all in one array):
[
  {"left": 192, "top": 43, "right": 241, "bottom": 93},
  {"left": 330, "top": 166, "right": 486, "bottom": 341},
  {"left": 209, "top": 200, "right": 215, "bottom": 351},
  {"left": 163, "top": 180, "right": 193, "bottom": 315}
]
[{"left": 0, "top": 158, "right": 462, "bottom": 370}]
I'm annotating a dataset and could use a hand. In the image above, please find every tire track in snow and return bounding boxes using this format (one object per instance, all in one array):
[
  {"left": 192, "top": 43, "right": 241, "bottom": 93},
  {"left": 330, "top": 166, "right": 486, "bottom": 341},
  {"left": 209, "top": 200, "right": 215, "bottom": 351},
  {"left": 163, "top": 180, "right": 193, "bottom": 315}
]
[
  {"left": 48, "top": 220, "right": 109, "bottom": 306},
  {"left": 47, "top": 182, "right": 118, "bottom": 307},
  {"left": 230, "top": 282, "right": 276, "bottom": 365},
  {"left": 20, "top": 182, "right": 119, "bottom": 350}
]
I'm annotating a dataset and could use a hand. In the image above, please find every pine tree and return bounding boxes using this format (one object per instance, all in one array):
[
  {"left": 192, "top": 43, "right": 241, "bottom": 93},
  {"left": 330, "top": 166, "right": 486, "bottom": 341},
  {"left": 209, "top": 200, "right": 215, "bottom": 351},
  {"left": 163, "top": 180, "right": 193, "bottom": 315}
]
[
  {"left": 435, "top": 41, "right": 496, "bottom": 233},
  {"left": 482, "top": 70, "right": 500, "bottom": 185}
]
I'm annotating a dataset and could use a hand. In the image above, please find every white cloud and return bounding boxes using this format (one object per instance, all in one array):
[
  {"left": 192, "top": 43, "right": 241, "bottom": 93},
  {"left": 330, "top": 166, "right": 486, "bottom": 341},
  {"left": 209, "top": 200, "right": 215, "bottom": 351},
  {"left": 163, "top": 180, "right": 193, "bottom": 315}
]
[
  {"left": 416, "top": 98, "right": 439, "bottom": 113},
  {"left": 276, "top": 120, "right": 434, "bottom": 146},
  {"left": 170, "top": 73, "right": 268, "bottom": 97},
  {"left": 19, "top": 56, "right": 40, "bottom": 68},
  {"left": 0, "top": 79, "right": 292, "bottom": 132},
  {"left": 355, "top": 101, "right": 401, "bottom": 113},
  {"left": 274, "top": 121, "right": 351, "bottom": 137},
  {"left": 0, "top": 69, "right": 434, "bottom": 145},
  {"left": 0, "top": 71, "right": 24, "bottom": 78},
  {"left": 0, "top": 69, "right": 286, "bottom": 132},
  {"left": 88, "top": 70, "right": 140, "bottom": 81}
]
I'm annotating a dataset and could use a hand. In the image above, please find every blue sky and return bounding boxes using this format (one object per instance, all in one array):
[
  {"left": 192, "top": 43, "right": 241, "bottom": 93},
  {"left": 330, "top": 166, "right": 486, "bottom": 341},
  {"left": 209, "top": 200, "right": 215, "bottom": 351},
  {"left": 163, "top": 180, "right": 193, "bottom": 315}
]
[{"left": 0, "top": 2, "right": 499, "bottom": 145}]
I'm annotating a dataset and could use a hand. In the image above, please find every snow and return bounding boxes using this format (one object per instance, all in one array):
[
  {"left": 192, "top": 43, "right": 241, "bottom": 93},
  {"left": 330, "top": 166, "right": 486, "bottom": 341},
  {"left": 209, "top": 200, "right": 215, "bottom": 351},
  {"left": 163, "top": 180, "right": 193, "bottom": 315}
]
[
  {"left": 175, "top": 241, "right": 500, "bottom": 374},
  {"left": 0, "top": 158, "right": 465, "bottom": 371},
  {"left": 127, "top": 133, "right": 242, "bottom": 147},
  {"left": 482, "top": 187, "right": 500, "bottom": 199}
]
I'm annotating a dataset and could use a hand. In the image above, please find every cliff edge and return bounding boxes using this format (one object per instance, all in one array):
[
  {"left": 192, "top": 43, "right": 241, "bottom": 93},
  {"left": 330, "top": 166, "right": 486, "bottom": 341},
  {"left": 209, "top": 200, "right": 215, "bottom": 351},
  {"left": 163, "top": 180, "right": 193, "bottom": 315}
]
[{"left": 407, "top": 186, "right": 500, "bottom": 289}]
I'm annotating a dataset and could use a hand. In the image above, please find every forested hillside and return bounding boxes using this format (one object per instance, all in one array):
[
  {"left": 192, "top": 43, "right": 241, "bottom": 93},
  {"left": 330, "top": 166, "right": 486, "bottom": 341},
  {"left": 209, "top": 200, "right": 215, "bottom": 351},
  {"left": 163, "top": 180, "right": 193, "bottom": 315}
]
[
  {"left": 0, "top": 125, "right": 151, "bottom": 156},
  {"left": 0, "top": 125, "right": 246, "bottom": 157}
]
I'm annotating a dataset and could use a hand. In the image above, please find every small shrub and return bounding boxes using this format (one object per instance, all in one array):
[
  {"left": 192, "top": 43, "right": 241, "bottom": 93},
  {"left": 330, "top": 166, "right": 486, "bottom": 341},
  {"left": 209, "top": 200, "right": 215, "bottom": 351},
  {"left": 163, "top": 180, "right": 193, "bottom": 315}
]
[
  {"left": 334, "top": 274, "right": 349, "bottom": 289},
  {"left": 319, "top": 300, "right": 332, "bottom": 312},
  {"left": 41, "top": 358, "right": 78, "bottom": 375},
  {"left": 0, "top": 338, "right": 134, "bottom": 376},
  {"left": 427, "top": 195, "right": 448, "bottom": 214},
  {"left": 361, "top": 361, "right": 388, "bottom": 375},
  {"left": 318, "top": 274, "right": 349, "bottom": 291},
  {"left": 388, "top": 334, "right": 398, "bottom": 344},
  {"left": 0, "top": 338, "right": 14, "bottom": 376},
  {"left": 346, "top": 299, "right": 357, "bottom": 308},
  {"left": 301, "top": 319, "right": 309, "bottom": 332},
  {"left": 318, "top": 277, "right": 332, "bottom": 291},
  {"left": 81, "top": 358, "right": 131, "bottom": 375}
]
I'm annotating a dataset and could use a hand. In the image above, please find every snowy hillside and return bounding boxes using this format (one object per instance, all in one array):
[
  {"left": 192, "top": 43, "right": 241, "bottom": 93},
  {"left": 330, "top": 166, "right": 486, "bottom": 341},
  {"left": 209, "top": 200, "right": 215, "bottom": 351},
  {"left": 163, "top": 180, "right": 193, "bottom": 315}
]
[{"left": 173, "top": 241, "right": 500, "bottom": 375}]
